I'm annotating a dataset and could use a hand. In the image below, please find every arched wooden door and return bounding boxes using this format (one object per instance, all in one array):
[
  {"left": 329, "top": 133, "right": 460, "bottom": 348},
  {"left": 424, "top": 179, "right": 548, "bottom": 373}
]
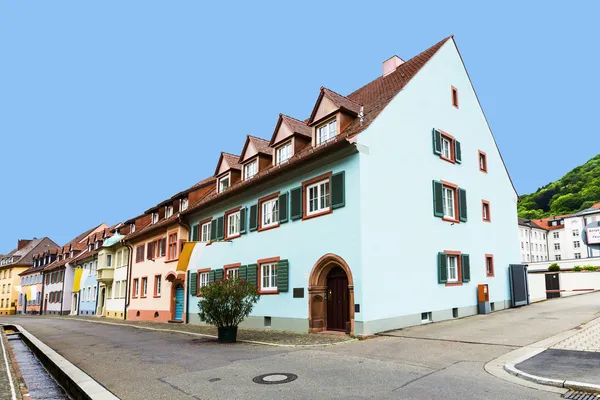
[{"left": 326, "top": 266, "right": 349, "bottom": 331}]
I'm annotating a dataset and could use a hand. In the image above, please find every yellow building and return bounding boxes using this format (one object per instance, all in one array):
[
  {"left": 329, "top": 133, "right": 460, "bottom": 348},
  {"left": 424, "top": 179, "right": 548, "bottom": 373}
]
[{"left": 0, "top": 238, "right": 60, "bottom": 315}]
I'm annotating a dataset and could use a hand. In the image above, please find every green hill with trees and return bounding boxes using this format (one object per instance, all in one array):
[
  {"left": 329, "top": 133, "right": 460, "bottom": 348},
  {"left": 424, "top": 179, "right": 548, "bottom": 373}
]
[{"left": 517, "top": 154, "right": 600, "bottom": 219}]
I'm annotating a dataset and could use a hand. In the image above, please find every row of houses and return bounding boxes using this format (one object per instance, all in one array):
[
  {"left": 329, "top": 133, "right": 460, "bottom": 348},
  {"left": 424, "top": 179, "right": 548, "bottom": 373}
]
[
  {"left": 518, "top": 204, "right": 600, "bottom": 264},
  {"left": 0, "top": 36, "right": 522, "bottom": 336}
]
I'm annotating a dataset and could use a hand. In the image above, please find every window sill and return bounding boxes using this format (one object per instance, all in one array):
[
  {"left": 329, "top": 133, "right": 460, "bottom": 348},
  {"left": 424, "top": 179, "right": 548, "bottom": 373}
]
[
  {"left": 440, "top": 155, "right": 456, "bottom": 164},
  {"left": 153, "top": 295, "right": 161, "bottom": 298},
  {"left": 445, "top": 282, "right": 463, "bottom": 287},
  {"left": 479, "top": 168, "right": 488, "bottom": 174},
  {"left": 486, "top": 274, "right": 495, "bottom": 278},
  {"left": 259, "top": 290, "right": 279, "bottom": 295},
  {"left": 483, "top": 219, "right": 491, "bottom": 223},
  {"left": 303, "top": 209, "right": 332, "bottom": 221},
  {"left": 165, "top": 258, "right": 179, "bottom": 264},
  {"left": 225, "top": 234, "right": 241, "bottom": 241},
  {"left": 442, "top": 217, "right": 460, "bottom": 224},
  {"left": 140, "top": 295, "right": 147, "bottom": 299},
  {"left": 258, "top": 223, "right": 280, "bottom": 233}
]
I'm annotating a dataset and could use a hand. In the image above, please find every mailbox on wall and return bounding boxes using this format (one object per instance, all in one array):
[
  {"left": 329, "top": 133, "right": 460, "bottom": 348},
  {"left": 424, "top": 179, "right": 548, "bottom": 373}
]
[{"left": 477, "top": 284, "right": 491, "bottom": 314}]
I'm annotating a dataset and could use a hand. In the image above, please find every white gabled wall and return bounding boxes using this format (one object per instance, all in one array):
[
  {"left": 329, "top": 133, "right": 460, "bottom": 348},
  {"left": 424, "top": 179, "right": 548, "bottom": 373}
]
[{"left": 356, "top": 39, "right": 520, "bottom": 332}]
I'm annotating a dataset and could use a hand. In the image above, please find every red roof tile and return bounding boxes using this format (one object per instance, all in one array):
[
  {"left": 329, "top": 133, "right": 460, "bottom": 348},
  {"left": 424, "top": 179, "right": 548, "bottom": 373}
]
[
  {"left": 214, "top": 152, "right": 242, "bottom": 176},
  {"left": 308, "top": 87, "right": 362, "bottom": 124}
]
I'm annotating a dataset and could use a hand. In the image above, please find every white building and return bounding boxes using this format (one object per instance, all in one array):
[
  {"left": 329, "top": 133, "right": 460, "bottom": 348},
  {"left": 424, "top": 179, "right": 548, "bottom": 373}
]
[{"left": 518, "top": 218, "right": 549, "bottom": 263}]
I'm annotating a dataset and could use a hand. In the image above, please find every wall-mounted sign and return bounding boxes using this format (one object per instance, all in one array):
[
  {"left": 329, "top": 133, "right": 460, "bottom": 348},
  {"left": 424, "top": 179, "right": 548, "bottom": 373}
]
[{"left": 586, "top": 226, "right": 600, "bottom": 245}]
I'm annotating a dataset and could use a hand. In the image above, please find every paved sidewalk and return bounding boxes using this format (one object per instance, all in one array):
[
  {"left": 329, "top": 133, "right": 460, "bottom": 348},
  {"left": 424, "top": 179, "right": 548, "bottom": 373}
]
[{"left": 552, "top": 320, "right": 600, "bottom": 352}]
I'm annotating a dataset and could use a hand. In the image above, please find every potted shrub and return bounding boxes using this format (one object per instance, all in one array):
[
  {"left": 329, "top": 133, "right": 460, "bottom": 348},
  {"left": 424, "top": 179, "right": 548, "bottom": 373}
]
[
  {"left": 548, "top": 263, "right": 560, "bottom": 272},
  {"left": 572, "top": 266, "right": 582, "bottom": 272},
  {"left": 582, "top": 265, "right": 598, "bottom": 272},
  {"left": 198, "top": 277, "right": 259, "bottom": 343}
]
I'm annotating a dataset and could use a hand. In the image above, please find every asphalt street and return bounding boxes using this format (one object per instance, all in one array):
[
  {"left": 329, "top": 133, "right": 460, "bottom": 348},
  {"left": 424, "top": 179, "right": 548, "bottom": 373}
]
[
  {"left": 2, "top": 292, "right": 600, "bottom": 399},
  {"left": 517, "top": 348, "right": 600, "bottom": 385}
]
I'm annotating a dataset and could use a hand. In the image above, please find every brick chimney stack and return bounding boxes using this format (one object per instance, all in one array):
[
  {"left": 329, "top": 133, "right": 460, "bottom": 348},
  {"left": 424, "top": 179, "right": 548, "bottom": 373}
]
[
  {"left": 382, "top": 55, "right": 404, "bottom": 77},
  {"left": 17, "top": 239, "right": 32, "bottom": 250}
]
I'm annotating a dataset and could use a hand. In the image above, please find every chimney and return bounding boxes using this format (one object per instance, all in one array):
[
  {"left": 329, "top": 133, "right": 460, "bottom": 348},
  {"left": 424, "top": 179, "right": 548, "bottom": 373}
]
[
  {"left": 17, "top": 239, "right": 32, "bottom": 250},
  {"left": 382, "top": 55, "right": 404, "bottom": 77}
]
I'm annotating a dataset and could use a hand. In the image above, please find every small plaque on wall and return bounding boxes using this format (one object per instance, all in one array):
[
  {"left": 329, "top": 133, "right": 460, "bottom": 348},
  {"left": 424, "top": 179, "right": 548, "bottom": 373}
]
[{"left": 293, "top": 288, "right": 304, "bottom": 298}]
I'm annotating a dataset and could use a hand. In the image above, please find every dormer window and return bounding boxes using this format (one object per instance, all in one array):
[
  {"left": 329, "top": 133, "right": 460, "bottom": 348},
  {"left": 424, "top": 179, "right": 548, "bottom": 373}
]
[
  {"left": 70, "top": 251, "right": 74, "bottom": 258},
  {"left": 276, "top": 141, "right": 292, "bottom": 165},
  {"left": 152, "top": 213, "right": 159, "bottom": 224},
  {"left": 316, "top": 119, "right": 337, "bottom": 146},
  {"left": 244, "top": 160, "right": 258, "bottom": 180},
  {"left": 130, "top": 223, "right": 136, "bottom": 233},
  {"left": 181, "top": 198, "right": 188, "bottom": 211},
  {"left": 166, "top": 205, "right": 173, "bottom": 218},
  {"left": 218, "top": 175, "right": 230, "bottom": 193},
  {"left": 95, "top": 241, "right": 101, "bottom": 249}
]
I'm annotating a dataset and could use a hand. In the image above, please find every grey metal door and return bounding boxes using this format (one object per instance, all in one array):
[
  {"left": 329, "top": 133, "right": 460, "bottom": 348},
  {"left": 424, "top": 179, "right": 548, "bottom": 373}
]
[{"left": 510, "top": 264, "right": 529, "bottom": 307}]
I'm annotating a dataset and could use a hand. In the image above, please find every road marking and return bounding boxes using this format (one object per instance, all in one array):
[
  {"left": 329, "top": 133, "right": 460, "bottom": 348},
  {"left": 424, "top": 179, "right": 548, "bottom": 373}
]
[{"left": 0, "top": 333, "right": 17, "bottom": 400}]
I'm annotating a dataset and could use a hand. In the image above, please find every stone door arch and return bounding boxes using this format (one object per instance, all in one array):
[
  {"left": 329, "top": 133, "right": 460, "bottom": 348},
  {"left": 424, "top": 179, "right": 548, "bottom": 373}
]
[{"left": 308, "top": 254, "right": 354, "bottom": 335}]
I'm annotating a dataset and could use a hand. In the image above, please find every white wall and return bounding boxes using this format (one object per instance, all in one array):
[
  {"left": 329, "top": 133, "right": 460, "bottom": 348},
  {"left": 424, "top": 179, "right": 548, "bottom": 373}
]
[
  {"left": 528, "top": 269, "right": 600, "bottom": 303},
  {"left": 528, "top": 273, "right": 547, "bottom": 303},
  {"left": 519, "top": 225, "right": 548, "bottom": 263}
]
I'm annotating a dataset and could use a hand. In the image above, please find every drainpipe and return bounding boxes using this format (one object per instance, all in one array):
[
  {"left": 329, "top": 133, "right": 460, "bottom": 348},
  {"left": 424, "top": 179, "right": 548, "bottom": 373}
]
[
  {"left": 179, "top": 215, "right": 191, "bottom": 324},
  {"left": 123, "top": 242, "right": 133, "bottom": 320},
  {"left": 60, "top": 267, "right": 66, "bottom": 315},
  {"left": 40, "top": 271, "right": 45, "bottom": 316}
]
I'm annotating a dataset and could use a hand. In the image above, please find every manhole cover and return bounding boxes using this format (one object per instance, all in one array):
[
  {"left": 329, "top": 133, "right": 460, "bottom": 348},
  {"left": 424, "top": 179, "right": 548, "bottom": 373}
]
[{"left": 253, "top": 373, "right": 298, "bottom": 385}]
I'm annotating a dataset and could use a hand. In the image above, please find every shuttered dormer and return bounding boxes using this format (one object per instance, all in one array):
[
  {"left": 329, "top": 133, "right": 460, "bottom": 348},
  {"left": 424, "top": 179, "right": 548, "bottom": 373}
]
[
  {"left": 307, "top": 87, "right": 361, "bottom": 147},
  {"left": 239, "top": 135, "right": 272, "bottom": 180},
  {"left": 269, "top": 114, "right": 311, "bottom": 165},
  {"left": 214, "top": 152, "right": 242, "bottom": 193}
]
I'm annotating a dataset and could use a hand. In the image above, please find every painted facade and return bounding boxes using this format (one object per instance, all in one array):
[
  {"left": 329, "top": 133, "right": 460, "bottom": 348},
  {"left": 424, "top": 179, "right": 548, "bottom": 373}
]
[
  {"left": 19, "top": 250, "right": 58, "bottom": 315},
  {"left": 179, "top": 36, "right": 520, "bottom": 336},
  {"left": 518, "top": 218, "right": 549, "bottom": 263},
  {"left": 1, "top": 238, "right": 59, "bottom": 316},
  {"left": 97, "top": 231, "right": 129, "bottom": 319}
]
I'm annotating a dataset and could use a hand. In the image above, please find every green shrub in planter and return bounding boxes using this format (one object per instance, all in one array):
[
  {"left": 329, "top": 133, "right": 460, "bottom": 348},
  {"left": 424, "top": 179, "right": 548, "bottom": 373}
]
[
  {"left": 198, "top": 277, "right": 260, "bottom": 343},
  {"left": 548, "top": 263, "right": 560, "bottom": 272},
  {"left": 572, "top": 266, "right": 582, "bottom": 272},
  {"left": 582, "top": 265, "right": 598, "bottom": 272}
]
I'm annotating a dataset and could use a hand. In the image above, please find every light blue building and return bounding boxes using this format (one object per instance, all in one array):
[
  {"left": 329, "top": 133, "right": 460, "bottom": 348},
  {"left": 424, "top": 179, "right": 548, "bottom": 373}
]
[
  {"left": 180, "top": 36, "right": 520, "bottom": 336},
  {"left": 71, "top": 231, "right": 106, "bottom": 316}
]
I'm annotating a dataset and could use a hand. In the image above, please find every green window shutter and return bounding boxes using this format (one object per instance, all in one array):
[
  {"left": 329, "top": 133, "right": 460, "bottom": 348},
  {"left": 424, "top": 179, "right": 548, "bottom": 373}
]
[
  {"left": 214, "top": 268, "right": 224, "bottom": 282},
  {"left": 290, "top": 187, "right": 302, "bottom": 220},
  {"left": 239, "top": 265, "right": 248, "bottom": 281},
  {"left": 278, "top": 192, "right": 289, "bottom": 223},
  {"left": 331, "top": 171, "right": 345, "bottom": 209},
  {"left": 239, "top": 207, "right": 247, "bottom": 234},
  {"left": 458, "top": 188, "right": 468, "bottom": 222},
  {"left": 455, "top": 140, "right": 462, "bottom": 164},
  {"left": 432, "top": 128, "right": 442, "bottom": 155},
  {"left": 461, "top": 254, "right": 471, "bottom": 282},
  {"left": 191, "top": 224, "right": 199, "bottom": 242},
  {"left": 277, "top": 259, "right": 289, "bottom": 292},
  {"left": 246, "top": 263, "right": 258, "bottom": 287},
  {"left": 189, "top": 272, "right": 198, "bottom": 297},
  {"left": 210, "top": 220, "right": 217, "bottom": 241},
  {"left": 208, "top": 270, "right": 215, "bottom": 283},
  {"left": 216, "top": 216, "right": 224, "bottom": 240},
  {"left": 432, "top": 180, "right": 444, "bottom": 218},
  {"left": 249, "top": 204, "right": 258, "bottom": 231},
  {"left": 438, "top": 252, "right": 448, "bottom": 283}
]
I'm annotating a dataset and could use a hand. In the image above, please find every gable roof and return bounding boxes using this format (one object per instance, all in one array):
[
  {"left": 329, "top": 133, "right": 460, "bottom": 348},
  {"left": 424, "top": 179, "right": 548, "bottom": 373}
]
[
  {"left": 269, "top": 114, "right": 312, "bottom": 146},
  {"left": 239, "top": 135, "right": 272, "bottom": 164},
  {"left": 308, "top": 87, "right": 362, "bottom": 125},
  {"left": 518, "top": 218, "right": 547, "bottom": 230},
  {"left": 214, "top": 152, "right": 242, "bottom": 176}
]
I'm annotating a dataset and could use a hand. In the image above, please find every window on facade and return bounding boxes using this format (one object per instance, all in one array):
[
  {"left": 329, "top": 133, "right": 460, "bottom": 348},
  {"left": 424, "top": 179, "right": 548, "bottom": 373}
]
[
  {"left": 218, "top": 175, "right": 230, "bottom": 193},
  {"left": 152, "top": 213, "right": 159, "bottom": 224},
  {"left": 244, "top": 160, "right": 258, "bottom": 180},
  {"left": 261, "top": 263, "right": 278, "bottom": 291},
  {"left": 543, "top": 234, "right": 546, "bottom": 239},
  {"left": 574, "top": 241, "right": 581, "bottom": 248},
  {"left": 573, "top": 229, "right": 580, "bottom": 237},
  {"left": 441, "top": 136, "right": 452, "bottom": 160},
  {"left": 521, "top": 242, "right": 524, "bottom": 249},
  {"left": 554, "top": 232, "right": 560, "bottom": 239},
  {"left": 482, "top": 201, "right": 490, "bottom": 222},
  {"left": 556, "top": 255, "right": 561, "bottom": 261},
  {"left": 451, "top": 86, "right": 459, "bottom": 108},
  {"left": 527, "top": 254, "right": 530, "bottom": 261},
  {"left": 226, "top": 268, "right": 239, "bottom": 280},
  {"left": 317, "top": 119, "right": 337, "bottom": 145},
  {"left": 442, "top": 186, "right": 456, "bottom": 219},
  {"left": 307, "top": 179, "right": 330, "bottom": 216},
  {"left": 130, "top": 224, "right": 136, "bottom": 233},
  {"left": 486, "top": 256, "right": 494, "bottom": 276},
  {"left": 201, "top": 222, "right": 211, "bottom": 243},
  {"left": 155, "top": 275, "right": 161, "bottom": 296},
  {"left": 199, "top": 272, "right": 209, "bottom": 288},
  {"left": 181, "top": 198, "right": 188, "bottom": 211},
  {"left": 447, "top": 255, "right": 459, "bottom": 283},
  {"left": 227, "top": 212, "right": 241, "bottom": 238},
  {"left": 87, "top": 286, "right": 92, "bottom": 301},
  {"left": 166, "top": 206, "right": 173, "bottom": 218},
  {"left": 142, "top": 277, "right": 147, "bottom": 297},
  {"left": 575, "top": 253, "right": 581, "bottom": 259},
  {"left": 276, "top": 141, "right": 292, "bottom": 164},
  {"left": 133, "top": 279, "right": 139, "bottom": 297},
  {"left": 159, "top": 238, "right": 166, "bottom": 257},
  {"left": 554, "top": 243, "right": 560, "bottom": 250},
  {"left": 116, "top": 251, "right": 122, "bottom": 268},
  {"left": 136, "top": 245, "right": 145, "bottom": 263},
  {"left": 92, "top": 286, "right": 96, "bottom": 301},
  {"left": 120, "top": 280, "right": 126, "bottom": 298},
  {"left": 479, "top": 151, "right": 487, "bottom": 172},
  {"left": 167, "top": 233, "right": 178, "bottom": 261},
  {"left": 261, "top": 198, "right": 279, "bottom": 228},
  {"left": 106, "top": 254, "right": 112, "bottom": 267}
]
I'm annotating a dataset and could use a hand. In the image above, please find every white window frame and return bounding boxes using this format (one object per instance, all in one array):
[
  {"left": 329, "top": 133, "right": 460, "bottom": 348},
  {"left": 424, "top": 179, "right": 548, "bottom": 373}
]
[
  {"left": 155, "top": 275, "right": 161, "bottom": 296},
  {"left": 555, "top": 243, "right": 560, "bottom": 250},
  {"left": 306, "top": 179, "right": 330, "bottom": 216},
  {"left": 553, "top": 232, "right": 559, "bottom": 239},
  {"left": 165, "top": 205, "right": 173, "bottom": 218},
  {"left": 134, "top": 279, "right": 139, "bottom": 297},
  {"left": 447, "top": 255, "right": 459, "bottom": 283},
  {"left": 316, "top": 119, "right": 337, "bottom": 145},
  {"left": 199, "top": 272, "right": 209, "bottom": 288},
  {"left": 142, "top": 278, "right": 147, "bottom": 297},
  {"left": 261, "top": 198, "right": 279, "bottom": 228},
  {"left": 574, "top": 241, "right": 580, "bottom": 248},
  {"left": 244, "top": 160, "right": 258, "bottom": 180},
  {"left": 181, "top": 198, "right": 188, "bottom": 211},
  {"left": 152, "top": 213, "right": 159, "bottom": 224},
  {"left": 556, "top": 254, "right": 562, "bottom": 261},
  {"left": 441, "top": 137, "right": 451, "bottom": 159},
  {"left": 276, "top": 141, "right": 292, "bottom": 164},
  {"left": 227, "top": 211, "right": 241, "bottom": 238},
  {"left": 218, "top": 174, "right": 230, "bottom": 193},
  {"left": 442, "top": 186, "right": 456, "bottom": 219},
  {"left": 226, "top": 268, "right": 239, "bottom": 280},
  {"left": 201, "top": 222, "right": 211, "bottom": 243},
  {"left": 575, "top": 253, "right": 581, "bottom": 259},
  {"left": 261, "top": 263, "right": 278, "bottom": 291}
]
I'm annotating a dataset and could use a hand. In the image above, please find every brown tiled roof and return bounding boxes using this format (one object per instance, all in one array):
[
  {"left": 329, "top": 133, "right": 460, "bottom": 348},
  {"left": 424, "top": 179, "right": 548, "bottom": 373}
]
[
  {"left": 239, "top": 135, "right": 272, "bottom": 164},
  {"left": 72, "top": 249, "right": 99, "bottom": 264},
  {"left": 124, "top": 213, "right": 181, "bottom": 243},
  {"left": 518, "top": 218, "right": 547, "bottom": 230},
  {"left": 282, "top": 115, "right": 311, "bottom": 138},
  {"left": 214, "top": 152, "right": 242, "bottom": 176},
  {"left": 531, "top": 216, "right": 571, "bottom": 231}
]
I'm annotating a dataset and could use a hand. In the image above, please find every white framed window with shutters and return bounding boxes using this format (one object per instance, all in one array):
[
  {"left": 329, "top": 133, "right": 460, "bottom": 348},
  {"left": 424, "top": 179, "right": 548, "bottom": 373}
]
[
  {"left": 201, "top": 222, "right": 211, "bottom": 243},
  {"left": 316, "top": 119, "right": 337, "bottom": 145},
  {"left": 227, "top": 211, "right": 241, "bottom": 238},
  {"left": 306, "top": 180, "right": 330, "bottom": 216},
  {"left": 199, "top": 271, "right": 209, "bottom": 288},
  {"left": 447, "top": 255, "right": 459, "bottom": 283},
  {"left": 441, "top": 136, "right": 451, "bottom": 159},
  {"left": 218, "top": 174, "right": 230, "bottom": 193},
  {"left": 181, "top": 198, "right": 188, "bottom": 211},
  {"left": 276, "top": 141, "right": 292, "bottom": 164},
  {"left": 226, "top": 268, "right": 239, "bottom": 280},
  {"left": 261, "top": 263, "right": 278, "bottom": 291},
  {"left": 442, "top": 186, "right": 455, "bottom": 219},
  {"left": 261, "top": 198, "right": 279, "bottom": 228}
]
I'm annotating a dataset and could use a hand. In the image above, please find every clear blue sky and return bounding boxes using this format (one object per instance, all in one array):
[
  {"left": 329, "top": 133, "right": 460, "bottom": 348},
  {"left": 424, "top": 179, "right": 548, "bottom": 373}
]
[{"left": 1, "top": 1, "right": 598, "bottom": 252}]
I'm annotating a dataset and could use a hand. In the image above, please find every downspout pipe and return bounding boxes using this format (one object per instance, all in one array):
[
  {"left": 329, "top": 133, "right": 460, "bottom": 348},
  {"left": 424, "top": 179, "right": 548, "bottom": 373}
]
[
  {"left": 124, "top": 242, "right": 133, "bottom": 320},
  {"left": 179, "top": 215, "right": 191, "bottom": 324},
  {"left": 40, "top": 271, "right": 45, "bottom": 316},
  {"left": 60, "top": 266, "right": 66, "bottom": 315}
]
